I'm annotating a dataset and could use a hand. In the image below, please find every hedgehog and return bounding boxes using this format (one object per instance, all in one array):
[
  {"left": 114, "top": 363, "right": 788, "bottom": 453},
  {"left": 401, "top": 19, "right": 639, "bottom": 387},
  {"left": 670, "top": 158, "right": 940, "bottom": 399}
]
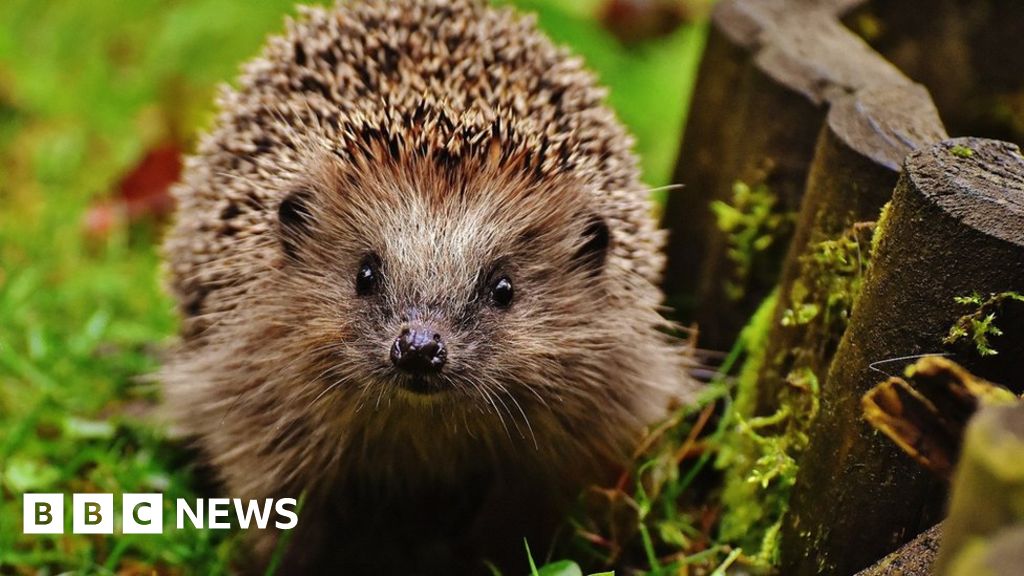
[{"left": 160, "top": 0, "right": 695, "bottom": 572}]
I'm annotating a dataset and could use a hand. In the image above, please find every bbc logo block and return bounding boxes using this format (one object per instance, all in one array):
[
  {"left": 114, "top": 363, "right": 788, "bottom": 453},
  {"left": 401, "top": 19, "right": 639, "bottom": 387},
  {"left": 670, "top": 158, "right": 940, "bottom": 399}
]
[
  {"left": 73, "top": 493, "right": 114, "bottom": 534},
  {"left": 23, "top": 494, "right": 63, "bottom": 534},
  {"left": 123, "top": 493, "right": 163, "bottom": 534},
  {"left": 23, "top": 493, "right": 164, "bottom": 534}
]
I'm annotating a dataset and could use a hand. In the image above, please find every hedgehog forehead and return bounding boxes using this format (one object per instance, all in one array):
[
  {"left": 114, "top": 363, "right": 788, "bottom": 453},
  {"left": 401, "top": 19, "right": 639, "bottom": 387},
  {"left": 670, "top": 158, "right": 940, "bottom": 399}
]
[
  {"left": 365, "top": 160, "right": 585, "bottom": 258},
  {"left": 313, "top": 143, "right": 591, "bottom": 234},
  {"left": 376, "top": 206, "right": 492, "bottom": 300},
  {"left": 311, "top": 154, "right": 589, "bottom": 297}
]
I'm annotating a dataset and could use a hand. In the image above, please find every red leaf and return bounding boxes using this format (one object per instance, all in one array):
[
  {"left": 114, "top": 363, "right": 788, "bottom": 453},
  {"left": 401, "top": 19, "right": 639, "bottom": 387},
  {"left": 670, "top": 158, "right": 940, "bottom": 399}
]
[{"left": 84, "top": 143, "right": 182, "bottom": 238}]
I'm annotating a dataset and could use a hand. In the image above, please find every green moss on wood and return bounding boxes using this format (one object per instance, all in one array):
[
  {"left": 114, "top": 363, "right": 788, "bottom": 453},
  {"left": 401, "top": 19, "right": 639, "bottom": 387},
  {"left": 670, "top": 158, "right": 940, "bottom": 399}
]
[
  {"left": 731, "top": 290, "right": 779, "bottom": 422},
  {"left": 712, "top": 181, "right": 794, "bottom": 301},
  {"left": 717, "top": 220, "right": 879, "bottom": 566},
  {"left": 945, "top": 291, "right": 1024, "bottom": 357},
  {"left": 869, "top": 200, "right": 892, "bottom": 259},
  {"left": 950, "top": 144, "right": 975, "bottom": 158},
  {"left": 717, "top": 289, "right": 811, "bottom": 566},
  {"left": 781, "top": 224, "right": 874, "bottom": 336}
]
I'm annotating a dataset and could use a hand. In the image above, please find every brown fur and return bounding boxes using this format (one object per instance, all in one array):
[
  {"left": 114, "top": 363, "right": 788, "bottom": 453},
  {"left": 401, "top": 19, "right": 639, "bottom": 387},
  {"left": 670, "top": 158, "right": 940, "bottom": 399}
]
[{"left": 161, "top": 0, "right": 694, "bottom": 573}]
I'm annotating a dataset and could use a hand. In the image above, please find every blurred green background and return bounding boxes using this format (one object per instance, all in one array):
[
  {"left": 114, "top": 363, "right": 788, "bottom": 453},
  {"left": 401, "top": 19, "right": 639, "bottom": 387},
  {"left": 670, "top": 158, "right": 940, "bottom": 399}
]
[{"left": 0, "top": 0, "right": 705, "bottom": 572}]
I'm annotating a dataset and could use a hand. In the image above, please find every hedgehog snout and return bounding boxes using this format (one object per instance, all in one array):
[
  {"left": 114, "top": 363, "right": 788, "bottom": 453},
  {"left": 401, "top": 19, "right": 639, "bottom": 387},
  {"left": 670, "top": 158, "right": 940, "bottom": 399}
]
[{"left": 390, "top": 322, "right": 448, "bottom": 375}]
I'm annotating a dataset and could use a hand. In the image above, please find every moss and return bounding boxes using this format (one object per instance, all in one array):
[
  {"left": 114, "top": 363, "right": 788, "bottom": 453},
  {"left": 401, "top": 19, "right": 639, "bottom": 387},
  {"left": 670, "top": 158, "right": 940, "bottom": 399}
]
[
  {"left": 869, "top": 200, "right": 891, "bottom": 262},
  {"left": 780, "top": 280, "right": 819, "bottom": 326},
  {"left": 717, "top": 362, "right": 820, "bottom": 566},
  {"left": 717, "top": 290, "right": 807, "bottom": 566},
  {"left": 950, "top": 144, "right": 975, "bottom": 158},
  {"left": 732, "top": 289, "right": 779, "bottom": 419},
  {"left": 717, "top": 221, "right": 878, "bottom": 565},
  {"left": 712, "top": 180, "right": 794, "bottom": 301},
  {"left": 791, "top": 223, "right": 874, "bottom": 334},
  {"left": 945, "top": 291, "right": 1024, "bottom": 356}
]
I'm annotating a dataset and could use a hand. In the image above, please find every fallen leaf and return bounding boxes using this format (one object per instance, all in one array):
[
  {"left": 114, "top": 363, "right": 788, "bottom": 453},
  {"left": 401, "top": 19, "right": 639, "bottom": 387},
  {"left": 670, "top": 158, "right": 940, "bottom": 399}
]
[{"left": 84, "top": 143, "right": 181, "bottom": 238}]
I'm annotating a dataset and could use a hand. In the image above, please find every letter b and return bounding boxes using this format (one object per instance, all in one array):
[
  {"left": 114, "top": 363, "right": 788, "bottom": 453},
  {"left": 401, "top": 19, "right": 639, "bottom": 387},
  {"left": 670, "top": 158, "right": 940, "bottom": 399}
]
[
  {"left": 73, "top": 494, "right": 113, "bottom": 534},
  {"left": 23, "top": 494, "right": 63, "bottom": 534},
  {"left": 85, "top": 502, "right": 102, "bottom": 525}
]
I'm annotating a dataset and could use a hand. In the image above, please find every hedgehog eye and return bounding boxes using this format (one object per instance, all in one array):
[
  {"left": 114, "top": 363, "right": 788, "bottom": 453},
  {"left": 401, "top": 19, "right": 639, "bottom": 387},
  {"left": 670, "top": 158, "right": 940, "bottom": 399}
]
[
  {"left": 489, "top": 276, "right": 514, "bottom": 308},
  {"left": 355, "top": 255, "right": 381, "bottom": 296}
]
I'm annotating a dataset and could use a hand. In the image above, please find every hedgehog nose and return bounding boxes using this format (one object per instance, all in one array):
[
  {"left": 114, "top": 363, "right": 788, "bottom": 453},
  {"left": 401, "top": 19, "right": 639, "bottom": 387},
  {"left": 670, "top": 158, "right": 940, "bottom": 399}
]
[{"left": 390, "top": 327, "right": 447, "bottom": 374}]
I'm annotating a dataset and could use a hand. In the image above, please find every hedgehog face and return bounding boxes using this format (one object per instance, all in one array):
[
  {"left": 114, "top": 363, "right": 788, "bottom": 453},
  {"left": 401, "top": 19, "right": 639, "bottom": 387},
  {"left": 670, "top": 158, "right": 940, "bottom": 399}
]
[{"left": 273, "top": 155, "right": 614, "bottom": 418}]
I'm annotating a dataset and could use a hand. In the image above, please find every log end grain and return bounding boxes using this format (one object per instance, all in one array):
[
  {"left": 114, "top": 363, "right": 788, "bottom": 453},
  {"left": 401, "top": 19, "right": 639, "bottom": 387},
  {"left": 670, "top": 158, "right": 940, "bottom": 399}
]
[{"left": 905, "top": 138, "right": 1024, "bottom": 247}]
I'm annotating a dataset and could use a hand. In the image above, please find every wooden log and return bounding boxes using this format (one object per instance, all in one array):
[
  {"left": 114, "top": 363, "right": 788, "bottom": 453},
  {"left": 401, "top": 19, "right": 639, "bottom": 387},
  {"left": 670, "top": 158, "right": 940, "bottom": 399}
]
[
  {"left": 855, "top": 363, "right": 1016, "bottom": 576},
  {"left": 847, "top": 0, "right": 1024, "bottom": 145},
  {"left": 662, "top": 0, "right": 909, "bottom": 349},
  {"left": 854, "top": 523, "right": 942, "bottom": 576},
  {"left": 942, "top": 526, "right": 1024, "bottom": 576},
  {"left": 661, "top": 0, "right": 797, "bottom": 319},
  {"left": 660, "top": 3, "right": 760, "bottom": 318},
  {"left": 780, "top": 138, "right": 1024, "bottom": 576},
  {"left": 933, "top": 403, "right": 1024, "bottom": 575},
  {"left": 714, "top": 83, "right": 944, "bottom": 554},
  {"left": 750, "top": 83, "right": 946, "bottom": 420}
]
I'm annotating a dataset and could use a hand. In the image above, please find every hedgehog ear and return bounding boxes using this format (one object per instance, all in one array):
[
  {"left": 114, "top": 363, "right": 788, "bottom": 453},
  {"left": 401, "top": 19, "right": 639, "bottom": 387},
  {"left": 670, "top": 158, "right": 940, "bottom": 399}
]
[
  {"left": 573, "top": 214, "right": 611, "bottom": 275},
  {"left": 278, "top": 189, "right": 316, "bottom": 261}
]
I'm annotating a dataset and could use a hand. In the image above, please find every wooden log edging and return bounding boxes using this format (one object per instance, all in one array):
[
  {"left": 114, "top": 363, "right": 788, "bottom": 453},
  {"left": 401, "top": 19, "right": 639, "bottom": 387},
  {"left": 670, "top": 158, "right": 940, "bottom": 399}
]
[
  {"left": 661, "top": 0, "right": 911, "bottom": 350},
  {"left": 780, "top": 138, "right": 1024, "bottom": 576},
  {"left": 715, "top": 83, "right": 947, "bottom": 556},
  {"left": 750, "top": 82, "right": 947, "bottom": 419}
]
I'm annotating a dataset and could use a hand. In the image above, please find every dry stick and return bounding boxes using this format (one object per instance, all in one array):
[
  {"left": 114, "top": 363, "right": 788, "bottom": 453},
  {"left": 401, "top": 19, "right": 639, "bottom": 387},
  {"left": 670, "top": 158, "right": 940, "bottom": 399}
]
[
  {"left": 934, "top": 404, "right": 1024, "bottom": 575},
  {"left": 862, "top": 356, "right": 1020, "bottom": 480},
  {"left": 750, "top": 83, "right": 946, "bottom": 419},
  {"left": 855, "top": 359, "right": 1019, "bottom": 576},
  {"left": 781, "top": 138, "right": 1024, "bottom": 576},
  {"left": 845, "top": 0, "right": 1024, "bottom": 144},
  {"left": 661, "top": 0, "right": 909, "bottom": 350}
]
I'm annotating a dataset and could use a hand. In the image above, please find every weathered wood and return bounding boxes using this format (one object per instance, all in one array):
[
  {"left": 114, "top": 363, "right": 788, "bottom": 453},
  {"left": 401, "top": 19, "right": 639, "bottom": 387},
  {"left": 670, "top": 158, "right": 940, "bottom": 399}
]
[
  {"left": 847, "top": 0, "right": 1024, "bottom": 146},
  {"left": 751, "top": 83, "right": 945, "bottom": 420},
  {"left": 934, "top": 403, "right": 1024, "bottom": 575},
  {"left": 715, "top": 83, "right": 944, "bottom": 556},
  {"left": 662, "top": 0, "right": 910, "bottom": 349},
  {"left": 854, "top": 523, "right": 942, "bottom": 576},
  {"left": 660, "top": 3, "right": 761, "bottom": 319},
  {"left": 661, "top": 0, "right": 809, "bottom": 318},
  {"left": 863, "top": 357, "right": 1018, "bottom": 479},
  {"left": 781, "top": 138, "right": 1024, "bottom": 576}
]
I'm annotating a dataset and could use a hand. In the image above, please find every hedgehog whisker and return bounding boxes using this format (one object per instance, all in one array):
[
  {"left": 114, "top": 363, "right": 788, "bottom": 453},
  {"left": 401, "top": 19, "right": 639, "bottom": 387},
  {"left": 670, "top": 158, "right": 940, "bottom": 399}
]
[
  {"left": 498, "top": 383, "right": 538, "bottom": 450},
  {"left": 475, "top": 380, "right": 511, "bottom": 442},
  {"left": 307, "top": 375, "right": 348, "bottom": 412}
]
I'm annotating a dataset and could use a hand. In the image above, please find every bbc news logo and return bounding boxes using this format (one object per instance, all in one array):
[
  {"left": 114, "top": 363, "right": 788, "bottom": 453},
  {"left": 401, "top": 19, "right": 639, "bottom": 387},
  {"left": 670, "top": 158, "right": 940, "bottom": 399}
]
[{"left": 23, "top": 493, "right": 298, "bottom": 534}]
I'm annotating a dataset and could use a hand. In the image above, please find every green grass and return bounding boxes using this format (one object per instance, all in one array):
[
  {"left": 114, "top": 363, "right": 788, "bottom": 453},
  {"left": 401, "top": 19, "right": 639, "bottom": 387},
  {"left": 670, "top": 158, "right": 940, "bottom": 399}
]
[{"left": 0, "top": 0, "right": 705, "bottom": 572}]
